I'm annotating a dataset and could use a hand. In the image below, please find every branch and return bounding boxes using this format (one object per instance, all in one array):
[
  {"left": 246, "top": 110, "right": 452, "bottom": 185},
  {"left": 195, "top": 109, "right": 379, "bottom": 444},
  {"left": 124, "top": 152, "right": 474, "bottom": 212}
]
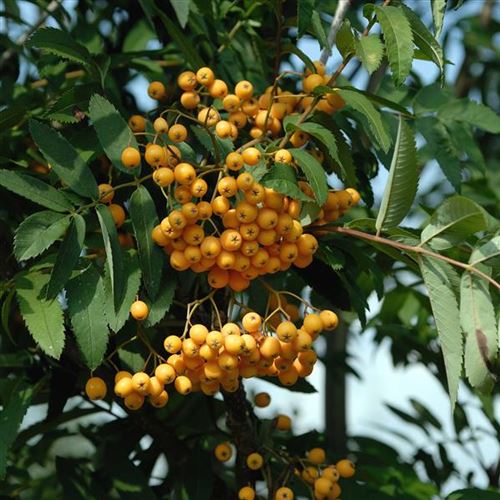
[
  {"left": 319, "top": 0, "right": 351, "bottom": 65},
  {"left": 328, "top": 226, "right": 500, "bottom": 290}
]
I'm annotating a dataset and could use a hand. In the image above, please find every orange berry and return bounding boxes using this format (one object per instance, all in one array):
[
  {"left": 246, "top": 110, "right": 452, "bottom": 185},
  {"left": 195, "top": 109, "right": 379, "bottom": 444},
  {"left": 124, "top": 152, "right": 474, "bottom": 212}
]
[
  {"left": 275, "top": 487, "right": 294, "bottom": 500},
  {"left": 130, "top": 300, "right": 149, "bottom": 320},
  {"left": 121, "top": 147, "right": 141, "bottom": 168},
  {"left": 225, "top": 152, "right": 244, "bottom": 171},
  {"left": 254, "top": 392, "right": 271, "bottom": 408},
  {"left": 242, "top": 147, "right": 261, "bottom": 166},
  {"left": 244, "top": 183, "right": 265, "bottom": 205},
  {"left": 229, "top": 111, "right": 247, "bottom": 128},
  {"left": 164, "top": 335, "right": 182, "bottom": 354},
  {"left": 257, "top": 208, "right": 278, "bottom": 229},
  {"left": 115, "top": 371, "right": 132, "bottom": 383},
  {"left": 319, "top": 310, "right": 339, "bottom": 330},
  {"left": 124, "top": 392, "right": 145, "bottom": 410},
  {"left": 220, "top": 229, "right": 242, "bottom": 251},
  {"left": 109, "top": 204, "right": 126, "bottom": 227},
  {"left": 297, "top": 233, "right": 319, "bottom": 256},
  {"left": 174, "top": 185, "right": 192, "bottom": 204},
  {"left": 235, "top": 80, "right": 254, "bottom": 100},
  {"left": 114, "top": 377, "right": 134, "bottom": 398},
  {"left": 148, "top": 81, "right": 166, "bottom": 100},
  {"left": 292, "top": 330, "right": 313, "bottom": 352},
  {"left": 155, "top": 363, "right": 176, "bottom": 384},
  {"left": 260, "top": 336, "right": 281, "bottom": 358},
  {"left": 128, "top": 115, "right": 146, "bottom": 133},
  {"left": 223, "top": 94, "right": 241, "bottom": 112},
  {"left": 289, "top": 130, "right": 309, "bottom": 148},
  {"left": 145, "top": 144, "right": 166, "bottom": 167},
  {"left": 150, "top": 390, "right": 169, "bottom": 408},
  {"left": 214, "top": 442, "right": 232, "bottom": 462},
  {"left": 345, "top": 187, "right": 361, "bottom": 205},
  {"left": 207, "top": 267, "right": 230, "bottom": 288},
  {"left": 326, "top": 92, "right": 345, "bottom": 111},
  {"left": 168, "top": 124, "right": 188, "bottom": 142},
  {"left": 274, "top": 149, "right": 292, "bottom": 163},
  {"left": 98, "top": 183, "right": 114, "bottom": 203},
  {"left": 208, "top": 78, "right": 228, "bottom": 98},
  {"left": 239, "top": 486, "right": 256, "bottom": 500},
  {"left": 242, "top": 312, "right": 262, "bottom": 332},
  {"left": 303, "top": 73, "right": 324, "bottom": 93},
  {"left": 303, "top": 313, "right": 323, "bottom": 336},
  {"left": 211, "top": 196, "right": 230, "bottom": 216},
  {"left": 276, "top": 321, "right": 298, "bottom": 343},
  {"left": 177, "top": 70, "right": 197, "bottom": 91},
  {"left": 197, "top": 107, "right": 220, "bottom": 126},
  {"left": 215, "top": 120, "right": 232, "bottom": 138},
  {"left": 240, "top": 240, "right": 259, "bottom": 257},
  {"left": 322, "top": 466, "right": 340, "bottom": 482},
  {"left": 180, "top": 91, "right": 200, "bottom": 109},
  {"left": 174, "top": 375, "right": 192, "bottom": 395},
  {"left": 279, "top": 242, "right": 298, "bottom": 263},
  {"left": 222, "top": 209, "right": 239, "bottom": 229},
  {"left": 336, "top": 459, "right": 355, "bottom": 478},
  {"left": 153, "top": 167, "right": 174, "bottom": 187},
  {"left": 174, "top": 162, "right": 196, "bottom": 185},
  {"left": 246, "top": 452, "right": 263, "bottom": 470},
  {"left": 197, "top": 201, "right": 213, "bottom": 219},
  {"left": 85, "top": 377, "right": 107, "bottom": 400},
  {"left": 275, "top": 414, "right": 292, "bottom": 431},
  {"left": 236, "top": 172, "right": 254, "bottom": 191},
  {"left": 183, "top": 224, "right": 205, "bottom": 245},
  {"left": 308, "top": 447, "right": 326, "bottom": 465},
  {"left": 131, "top": 372, "right": 150, "bottom": 395},
  {"left": 200, "top": 236, "right": 222, "bottom": 258},
  {"left": 217, "top": 176, "right": 238, "bottom": 197}
]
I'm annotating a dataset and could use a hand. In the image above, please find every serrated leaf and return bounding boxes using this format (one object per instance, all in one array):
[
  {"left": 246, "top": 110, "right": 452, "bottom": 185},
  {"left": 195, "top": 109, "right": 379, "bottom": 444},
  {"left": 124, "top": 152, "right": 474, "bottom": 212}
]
[
  {"left": 0, "top": 169, "right": 73, "bottom": 212},
  {"left": 143, "top": 274, "right": 177, "bottom": 327},
  {"left": 129, "top": 186, "right": 164, "bottom": 299},
  {"left": 460, "top": 270, "right": 497, "bottom": 388},
  {"left": 336, "top": 19, "right": 355, "bottom": 59},
  {"left": 431, "top": 0, "right": 446, "bottom": 37},
  {"left": 375, "top": 117, "right": 418, "bottom": 232},
  {"left": 288, "top": 149, "right": 328, "bottom": 206},
  {"left": 26, "top": 27, "right": 92, "bottom": 66},
  {"left": 420, "top": 196, "right": 495, "bottom": 250},
  {"left": 311, "top": 11, "right": 327, "bottom": 49},
  {"left": 14, "top": 211, "right": 70, "bottom": 261},
  {"left": 300, "top": 201, "right": 321, "bottom": 226},
  {"left": 190, "top": 125, "right": 233, "bottom": 160},
  {"left": 470, "top": 236, "right": 500, "bottom": 267},
  {"left": 294, "top": 122, "right": 340, "bottom": 164},
  {"left": 105, "top": 250, "right": 141, "bottom": 333},
  {"left": 29, "top": 120, "right": 98, "bottom": 199},
  {"left": 46, "top": 214, "right": 86, "bottom": 299},
  {"left": 355, "top": 35, "right": 384, "bottom": 75},
  {"left": 419, "top": 257, "right": 462, "bottom": 409},
  {"left": 66, "top": 267, "right": 109, "bottom": 370},
  {"left": 96, "top": 204, "right": 124, "bottom": 309},
  {"left": 170, "top": 0, "right": 190, "bottom": 28},
  {"left": 261, "top": 163, "right": 314, "bottom": 202},
  {"left": 375, "top": 5, "right": 414, "bottom": 86},
  {"left": 298, "top": 0, "right": 314, "bottom": 38},
  {"left": 16, "top": 272, "right": 65, "bottom": 359},
  {"left": 437, "top": 100, "right": 500, "bottom": 134},
  {"left": 337, "top": 89, "right": 391, "bottom": 152},
  {"left": 88, "top": 94, "right": 140, "bottom": 176},
  {"left": 45, "top": 84, "right": 98, "bottom": 123},
  {"left": 402, "top": 5, "right": 444, "bottom": 77}
]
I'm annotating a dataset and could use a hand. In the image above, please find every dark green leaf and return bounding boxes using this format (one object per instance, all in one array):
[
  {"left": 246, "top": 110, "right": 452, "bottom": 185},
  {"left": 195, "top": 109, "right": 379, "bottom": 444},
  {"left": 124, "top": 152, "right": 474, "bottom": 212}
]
[
  {"left": 297, "top": 0, "right": 314, "bottom": 38},
  {"left": 143, "top": 273, "right": 177, "bottom": 327},
  {"left": 45, "top": 84, "right": 98, "bottom": 123},
  {"left": 281, "top": 43, "right": 316, "bottom": 74},
  {"left": 355, "top": 35, "right": 384, "bottom": 75},
  {"left": 261, "top": 163, "right": 314, "bottom": 202},
  {"left": 437, "top": 100, "right": 500, "bottom": 134},
  {"left": 0, "top": 106, "right": 25, "bottom": 132},
  {"left": 311, "top": 11, "right": 327, "bottom": 49},
  {"left": 289, "top": 149, "right": 328, "bottom": 206},
  {"left": 336, "top": 19, "right": 355, "bottom": 59},
  {"left": 294, "top": 122, "right": 340, "bottom": 164}
]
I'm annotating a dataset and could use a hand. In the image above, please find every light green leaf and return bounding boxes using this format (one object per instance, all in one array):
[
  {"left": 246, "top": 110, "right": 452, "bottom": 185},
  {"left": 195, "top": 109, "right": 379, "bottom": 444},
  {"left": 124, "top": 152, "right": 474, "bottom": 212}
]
[
  {"left": 402, "top": 5, "right": 444, "bottom": 76},
  {"left": 66, "top": 267, "right": 109, "bottom": 370},
  {"left": 105, "top": 250, "right": 141, "bottom": 333},
  {"left": 29, "top": 120, "right": 98, "bottom": 199},
  {"left": 14, "top": 211, "right": 70, "bottom": 262},
  {"left": 261, "top": 163, "right": 314, "bottom": 202},
  {"left": 46, "top": 214, "right": 86, "bottom": 299},
  {"left": 336, "top": 19, "right": 355, "bottom": 59},
  {"left": 419, "top": 256, "right": 462, "bottom": 409},
  {"left": 311, "top": 11, "right": 327, "bottom": 49},
  {"left": 294, "top": 122, "right": 340, "bottom": 164},
  {"left": 16, "top": 272, "right": 65, "bottom": 359},
  {"left": 420, "top": 196, "right": 497, "bottom": 250},
  {"left": 375, "top": 5, "right": 414, "bottom": 86},
  {"left": 298, "top": 0, "right": 314, "bottom": 38},
  {"left": 460, "top": 270, "right": 497, "bottom": 388},
  {"left": 337, "top": 89, "right": 391, "bottom": 152},
  {"left": 355, "top": 35, "right": 384, "bottom": 75},
  {"left": 431, "top": 0, "right": 446, "bottom": 37},
  {"left": 26, "top": 27, "right": 92, "bottom": 66},
  {"left": 437, "top": 100, "right": 500, "bottom": 134},
  {"left": 0, "top": 169, "right": 73, "bottom": 212},
  {"left": 129, "top": 186, "right": 164, "bottom": 299},
  {"left": 470, "top": 236, "right": 500, "bottom": 267},
  {"left": 288, "top": 149, "right": 328, "bottom": 206},
  {"left": 143, "top": 274, "right": 177, "bottom": 327},
  {"left": 89, "top": 94, "right": 140, "bottom": 175},
  {"left": 375, "top": 117, "right": 418, "bottom": 232},
  {"left": 96, "top": 204, "right": 124, "bottom": 309},
  {"left": 170, "top": 0, "right": 191, "bottom": 28}
]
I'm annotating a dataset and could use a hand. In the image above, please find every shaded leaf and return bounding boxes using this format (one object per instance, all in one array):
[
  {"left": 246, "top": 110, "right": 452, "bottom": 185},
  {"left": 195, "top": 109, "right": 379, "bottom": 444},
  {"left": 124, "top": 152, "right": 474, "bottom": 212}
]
[
  {"left": 261, "top": 163, "right": 314, "bottom": 202},
  {"left": 294, "top": 122, "right": 340, "bottom": 164},
  {"left": 297, "top": 0, "right": 314, "bottom": 38},
  {"left": 143, "top": 273, "right": 177, "bottom": 327},
  {"left": 281, "top": 43, "right": 316, "bottom": 74},
  {"left": 289, "top": 149, "right": 328, "bottom": 206},
  {"left": 437, "top": 99, "right": 500, "bottom": 134},
  {"left": 311, "top": 11, "right": 327, "bottom": 49},
  {"left": 46, "top": 84, "right": 98, "bottom": 123},
  {"left": 336, "top": 19, "right": 355, "bottom": 59}
]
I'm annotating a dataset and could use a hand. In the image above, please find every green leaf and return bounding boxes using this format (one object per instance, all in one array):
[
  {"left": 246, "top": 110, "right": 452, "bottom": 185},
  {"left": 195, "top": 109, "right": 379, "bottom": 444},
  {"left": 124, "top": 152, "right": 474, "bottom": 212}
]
[
  {"left": 294, "top": 122, "right": 340, "bottom": 164},
  {"left": 143, "top": 274, "right": 177, "bottom": 327},
  {"left": 419, "top": 257, "right": 462, "bottom": 409},
  {"left": 88, "top": 94, "right": 140, "bottom": 175},
  {"left": 431, "top": 0, "right": 446, "bottom": 37},
  {"left": 297, "top": 0, "right": 314, "bottom": 38},
  {"left": 45, "top": 84, "right": 98, "bottom": 123},
  {"left": 0, "top": 105, "right": 25, "bottom": 132},
  {"left": 0, "top": 380, "right": 39, "bottom": 478},
  {"left": 375, "top": 5, "right": 414, "bottom": 86},
  {"left": 300, "top": 201, "right": 321, "bottom": 226},
  {"left": 14, "top": 211, "right": 70, "bottom": 262},
  {"left": 66, "top": 267, "right": 109, "bottom": 370},
  {"left": 281, "top": 43, "right": 316, "bottom": 74},
  {"left": 0, "top": 169, "right": 73, "bottom": 212},
  {"left": 375, "top": 117, "right": 418, "bottom": 232},
  {"left": 336, "top": 19, "right": 355, "bottom": 59},
  {"left": 261, "top": 163, "right": 314, "bottom": 202},
  {"left": 337, "top": 89, "right": 391, "bottom": 152},
  {"left": 355, "top": 35, "right": 384, "bottom": 75},
  {"left": 96, "top": 204, "right": 124, "bottom": 309},
  {"left": 129, "top": 186, "right": 164, "bottom": 299},
  {"left": 29, "top": 120, "right": 98, "bottom": 199},
  {"left": 170, "top": 0, "right": 191, "bottom": 28},
  {"left": 470, "top": 236, "right": 500, "bottom": 267},
  {"left": 16, "top": 272, "right": 65, "bottom": 359},
  {"left": 288, "top": 149, "right": 328, "bottom": 206},
  {"left": 437, "top": 100, "right": 500, "bottom": 134},
  {"left": 460, "top": 270, "right": 497, "bottom": 388},
  {"left": 26, "top": 27, "right": 92, "bottom": 66},
  {"left": 105, "top": 250, "right": 141, "bottom": 333},
  {"left": 420, "top": 196, "right": 496, "bottom": 250},
  {"left": 311, "top": 11, "right": 327, "bottom": 49},
  {"left": 190, "top": 125, "right": 233, "bottom": 160},
  {"left": 402, "top": 5, "right": 444, "bottom": 76},
  {"left": 46, "top": 214, "right": 86, "bottom": 299}
]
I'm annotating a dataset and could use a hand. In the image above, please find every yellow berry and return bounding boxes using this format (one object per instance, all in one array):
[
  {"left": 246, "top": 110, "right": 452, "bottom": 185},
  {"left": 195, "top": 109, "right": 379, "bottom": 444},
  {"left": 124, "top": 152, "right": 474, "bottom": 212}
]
[
  {"left": 214, "top": 442, "right": 232, "bottom": 462},
  {"left": 130, "top": 300, "right": 149, "bottom": 321},
  {"left": 85, "top": 377, "right": 107, "bottom": 400},
  {"left": 246, "top": 452, "right": 264, "bottom": 470}
]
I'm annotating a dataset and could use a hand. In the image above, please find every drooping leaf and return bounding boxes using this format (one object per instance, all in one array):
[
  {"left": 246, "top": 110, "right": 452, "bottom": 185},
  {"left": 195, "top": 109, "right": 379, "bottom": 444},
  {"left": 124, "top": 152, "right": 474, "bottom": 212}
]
[
  {"left": 66, "top": 267, "right": 109, "bottom": 370},
  {"left": 437, "top": 99, "right": 500, "bottom": 134},
  {"left": 419, "top": 256, "right": 462, "bottom": 409},
  {"left": 129, "top": 186, "right": 164, "bottom": 299},
  {"left": 16, "top": 272, "right": 65, "bottom": 359},
  {"left": 431, "top": 0, "right": 447, "bottom": 37},
  {"left": 297, "top": 0, "right": 314, "bottom": 38},
  {"left": 470, "top": 236, "right": 500, "bottom": 267},
  {"left": 375, "top": 5, "right": 414, "bottom": 86},
  {"left": 95, "top": 204, "right": 124, "bottom": 309},
  {"left": 46, "top": 214, "right": 86, "bottom": 299},
  {"left": 311, "top": 11, "right": 327, "bottom": 49},
  {"left": 88, "top": 94, "right": 140, "bottom": 175},
  {"left": 170, "top": 0, "right": 191, "bottom": 28},
  {"left": 288, "top": 149, "right": 328, "bottom": 206},
  {"left": 26, "top": 27, "right": 92, "bottom": 66},
  {"left": 261, "top": 163, "right": 314, "bottom": 202},
  {"left": 460, "top": 270, "right": 497, "bottom": 388},
  {"left": 14, "top": 211, "right": 70, "bottom": 262},
  {"left": 375, "top": 117, "right": 418, "bottom": 232},
  {"left": 29, "top": 120, "right": 98, "bottom": 199},
  {"left": 355, "top": 35, "right": 384, "bottom": 75},
  {"left": 0, "top": 169, "right": 73, "bottom": 212},
  {"left": 336, "top": 19, "right": 355, "bottom": 59},
  {"left": 337, "top": 89, "right": 391, "bottom": 152},
  {"left": 294, "top": 122, "right": 340, "bottom": 164},
  {"left": 143, "top": 273, "right": 177, "bottom": 327}
]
